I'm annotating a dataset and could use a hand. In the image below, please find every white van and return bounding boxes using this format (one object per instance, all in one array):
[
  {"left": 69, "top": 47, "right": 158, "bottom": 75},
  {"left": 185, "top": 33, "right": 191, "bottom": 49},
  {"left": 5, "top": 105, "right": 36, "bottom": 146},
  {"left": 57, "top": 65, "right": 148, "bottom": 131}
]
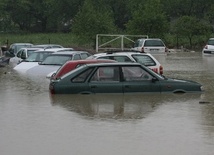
[{"left": 132, "top": 38, "right": 168, "bottom": 54}]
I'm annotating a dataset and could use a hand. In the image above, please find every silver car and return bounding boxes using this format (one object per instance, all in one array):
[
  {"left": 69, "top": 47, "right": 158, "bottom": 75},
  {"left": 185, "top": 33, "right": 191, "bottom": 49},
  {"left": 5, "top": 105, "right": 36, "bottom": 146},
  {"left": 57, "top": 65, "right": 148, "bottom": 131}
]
[
  {"left": 202, "top": 38, "right": 214, "bottom": 55},
  {"left": 9, "top": 47, "right": 41, "bottom": 67},
  {"left": 131, "top": 38, "right": 168, "bottom": 54}
]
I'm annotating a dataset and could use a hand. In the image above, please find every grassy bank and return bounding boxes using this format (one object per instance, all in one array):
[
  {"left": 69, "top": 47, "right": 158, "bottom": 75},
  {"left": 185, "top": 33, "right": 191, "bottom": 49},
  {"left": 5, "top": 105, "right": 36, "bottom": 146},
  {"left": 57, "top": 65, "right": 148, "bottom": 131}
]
[{"left": 0, "top": 33, "right": 96, "bottom": 52}]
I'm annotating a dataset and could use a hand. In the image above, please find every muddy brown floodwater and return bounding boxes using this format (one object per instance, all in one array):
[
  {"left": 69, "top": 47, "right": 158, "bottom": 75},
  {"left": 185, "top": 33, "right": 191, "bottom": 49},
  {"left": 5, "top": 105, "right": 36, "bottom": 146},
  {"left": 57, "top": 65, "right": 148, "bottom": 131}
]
[{"left": 0, "top": 52, "right": 214, "bottom": 155}]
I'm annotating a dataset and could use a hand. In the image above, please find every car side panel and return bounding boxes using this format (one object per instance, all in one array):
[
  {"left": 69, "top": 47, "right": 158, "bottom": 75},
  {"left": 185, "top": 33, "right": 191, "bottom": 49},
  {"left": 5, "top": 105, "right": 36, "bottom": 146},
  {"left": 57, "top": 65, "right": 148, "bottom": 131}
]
[
  {"left": 89, "top": 82, "right": 123, "bottom": 93},
  {"left": 122, "top": 80, "right": 161, "bottom": 93}
]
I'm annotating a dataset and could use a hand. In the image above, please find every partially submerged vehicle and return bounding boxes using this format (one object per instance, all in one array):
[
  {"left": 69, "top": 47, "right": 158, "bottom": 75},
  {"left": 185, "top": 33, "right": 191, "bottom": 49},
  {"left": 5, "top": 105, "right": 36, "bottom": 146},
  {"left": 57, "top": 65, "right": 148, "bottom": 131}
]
[
  {"left": 202, "top": 38, "right": 214, "bottom": 55},
  {"left": 49, "top": 62, "right": 203, "bottom": 94}
]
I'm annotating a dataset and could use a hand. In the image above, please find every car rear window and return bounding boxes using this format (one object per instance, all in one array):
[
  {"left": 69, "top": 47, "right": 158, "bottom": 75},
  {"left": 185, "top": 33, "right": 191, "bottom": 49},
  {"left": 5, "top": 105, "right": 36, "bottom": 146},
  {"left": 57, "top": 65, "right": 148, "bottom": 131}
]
[
  {"left": 132, "top": 55, "right": 156, "bottom": 66},
  {"left": 144, "top": 40, "right": 164, "bottom": 47},
  {"left": 98, "top": 56, "right": 132, "bottom": 62},
  {"left": 207, "top": 39, "right": 214, "bottom": 45}
]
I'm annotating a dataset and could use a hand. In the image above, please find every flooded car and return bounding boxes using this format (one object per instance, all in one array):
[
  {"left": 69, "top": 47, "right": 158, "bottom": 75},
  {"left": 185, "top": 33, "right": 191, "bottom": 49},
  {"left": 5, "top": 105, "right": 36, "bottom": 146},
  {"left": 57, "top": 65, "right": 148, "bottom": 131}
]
[
  {"left": 26, "top": 51, "right": 91, "bottom": 77},
  {"left": 86, "top": 50, "right": 164, "bottom": 74},
  {"left": 49, "top": 62, "right": 203, "bottom": 94},
  {"left": 202, "top": 38, "right": 214, "bottom": 55},
  {"left": 13, "top": 48, "right": 74, "bottom": 72},
  {"left": 47, "top": 59, "right": 116, "bottom": 79}
]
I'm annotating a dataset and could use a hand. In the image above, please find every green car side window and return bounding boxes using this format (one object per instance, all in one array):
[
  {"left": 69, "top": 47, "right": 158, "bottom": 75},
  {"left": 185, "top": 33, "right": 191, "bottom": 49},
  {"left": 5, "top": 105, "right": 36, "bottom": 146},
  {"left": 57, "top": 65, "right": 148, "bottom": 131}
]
[
  {"left": 72, "top": 68, "right": 93, "bottom": 83},
  {"left": 90, "top": 67, "right": 119, "bottom": 82},
  {"left": 122, "top": 66, "right": 153, "bottom": 81}
]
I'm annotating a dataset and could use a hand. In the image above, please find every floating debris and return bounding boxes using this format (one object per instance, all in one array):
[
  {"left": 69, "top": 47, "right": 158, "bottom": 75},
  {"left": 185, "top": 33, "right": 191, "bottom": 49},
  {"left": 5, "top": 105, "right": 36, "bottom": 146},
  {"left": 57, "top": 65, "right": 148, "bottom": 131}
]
[{"left": 199, "top": 101, "right": 211, "bottom": 104}]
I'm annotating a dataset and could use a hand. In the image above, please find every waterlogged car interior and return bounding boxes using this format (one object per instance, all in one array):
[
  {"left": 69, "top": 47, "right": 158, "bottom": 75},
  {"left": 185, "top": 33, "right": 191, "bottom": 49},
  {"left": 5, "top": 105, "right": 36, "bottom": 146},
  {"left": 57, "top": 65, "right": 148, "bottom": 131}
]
[
  {"left": 122, "top": 66, "right": 153, "bottom": 81},
  {"left": 90, "top": 67, "right": 120, "bottom": 82}
]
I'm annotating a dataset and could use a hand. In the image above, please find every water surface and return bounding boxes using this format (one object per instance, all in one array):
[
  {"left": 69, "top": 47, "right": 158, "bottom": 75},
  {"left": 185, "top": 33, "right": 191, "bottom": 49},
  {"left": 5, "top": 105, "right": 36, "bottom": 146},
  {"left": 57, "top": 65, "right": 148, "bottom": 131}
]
[{"left": 0, "top": 52, "right": 214, "bottom": 155}]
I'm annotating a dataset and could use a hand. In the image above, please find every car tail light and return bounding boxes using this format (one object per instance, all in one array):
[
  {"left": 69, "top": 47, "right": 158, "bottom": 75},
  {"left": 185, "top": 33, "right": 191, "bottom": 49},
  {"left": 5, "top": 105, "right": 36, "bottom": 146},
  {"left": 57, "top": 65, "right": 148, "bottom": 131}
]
[
  {"left": 165, "top": 47, "right": 169, "bottom": 52},
  {"left": 204, "top": 45, "right": 208, "bottom": 49},
  {"left": 141, "top": 47, "right": 145, "bottom": 53},
  {"left": 151, "top": 68, "right": 158, "bottom": 73},
  {"left": 159, "top": 65, "right": 163, "bottom": 74},
  {"left": 49, "top": 83, "right": 55, "bottom": 94}
]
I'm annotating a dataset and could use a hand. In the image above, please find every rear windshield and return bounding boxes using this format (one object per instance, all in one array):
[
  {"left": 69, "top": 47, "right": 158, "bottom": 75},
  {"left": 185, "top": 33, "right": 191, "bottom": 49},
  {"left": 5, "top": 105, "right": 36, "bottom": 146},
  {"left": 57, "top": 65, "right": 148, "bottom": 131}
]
[
  {"left": 41, "top": 55, "right": 72, "bottom": 65},
  {"left": 144, "top": 40, "right": 164, "bottom": 47},
  {"left": 97, "top": 56, "right": 132, "bottom": 62},
  {"left": 207, "top": 39, "right": 214, "bottom": 45},
  {"left": 132, "top": 55, "right": 156, "bottom": 66}
]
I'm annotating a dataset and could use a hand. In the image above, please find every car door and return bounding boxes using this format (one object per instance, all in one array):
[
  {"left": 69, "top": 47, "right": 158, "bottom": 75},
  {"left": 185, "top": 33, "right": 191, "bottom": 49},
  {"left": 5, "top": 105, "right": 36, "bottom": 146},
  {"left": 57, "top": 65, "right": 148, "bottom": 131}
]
[
  {"left": 121, "top": 66, "right": 161, "bottom": 93},
  {"left": 89, "top": 66, "right": 123, "bottom": 93}
]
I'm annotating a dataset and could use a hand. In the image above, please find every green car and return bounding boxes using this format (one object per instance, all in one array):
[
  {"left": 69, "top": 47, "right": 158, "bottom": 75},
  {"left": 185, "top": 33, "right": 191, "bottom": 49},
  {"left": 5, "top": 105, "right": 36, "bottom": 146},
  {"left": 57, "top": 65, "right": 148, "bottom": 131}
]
[{"left": 49, "top": 63, "right": 203, "bottom": 94}]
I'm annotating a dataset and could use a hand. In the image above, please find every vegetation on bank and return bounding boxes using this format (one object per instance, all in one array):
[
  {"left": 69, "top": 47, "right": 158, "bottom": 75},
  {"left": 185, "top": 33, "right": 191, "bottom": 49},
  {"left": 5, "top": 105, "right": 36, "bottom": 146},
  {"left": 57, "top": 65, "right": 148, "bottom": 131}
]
[
  {"left": 1, "top": 0, "right": 214, "bottom": 50},
  {"left": 0, "top": 33, "right": 96, "bottom": 52}
]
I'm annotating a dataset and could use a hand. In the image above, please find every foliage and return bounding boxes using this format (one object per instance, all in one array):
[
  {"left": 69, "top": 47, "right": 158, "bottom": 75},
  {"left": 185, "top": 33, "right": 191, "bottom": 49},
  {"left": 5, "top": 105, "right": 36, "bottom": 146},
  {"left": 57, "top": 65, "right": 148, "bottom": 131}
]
[
  {"left": 71, "top": 0, "right": 117, "bottom": 42},
  {"left": 0, "top": 0, "right": 214, "bottom": 49},
  {"left": 126, "top": 0, "right": 169, "bottom": 38},
  {"left": 172, "top": 16, "right": 212, "bottom": 48},
  {"left": 0, "top": 33, "right": 90, "bottom": 49}
]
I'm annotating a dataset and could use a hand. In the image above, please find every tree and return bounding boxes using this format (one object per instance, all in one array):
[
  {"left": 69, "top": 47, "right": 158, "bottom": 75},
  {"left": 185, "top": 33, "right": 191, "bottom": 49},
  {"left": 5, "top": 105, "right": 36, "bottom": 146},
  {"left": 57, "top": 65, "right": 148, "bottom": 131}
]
[
  {"left": 106, "top": 0, "right": 132, "bottom": 31},
  {"left": 71, "top": 0, "right": 117, "bottom": 42},
  {"left": 126, "top": 0, "right": 169, "bottom": 38},
  {"left": 172, "top": 16, "right": 212, "bottom": 48}
]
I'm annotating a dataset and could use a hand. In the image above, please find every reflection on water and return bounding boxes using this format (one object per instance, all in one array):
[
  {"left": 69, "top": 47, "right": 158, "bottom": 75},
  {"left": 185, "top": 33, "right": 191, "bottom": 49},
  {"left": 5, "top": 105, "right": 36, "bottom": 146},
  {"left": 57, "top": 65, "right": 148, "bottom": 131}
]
[
  {"left": 1, "top": 52, "right": 214, "bottom": 155},
  {"left": 50, "top": 93, "right": 203, "bottom": 120}
]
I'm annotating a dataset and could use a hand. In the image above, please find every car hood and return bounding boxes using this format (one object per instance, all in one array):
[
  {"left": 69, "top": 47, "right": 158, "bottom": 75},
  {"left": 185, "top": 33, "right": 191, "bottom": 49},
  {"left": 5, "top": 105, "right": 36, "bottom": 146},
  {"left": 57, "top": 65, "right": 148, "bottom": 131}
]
[
  {"left": 46, "top": 71, "right": 56, "bottom": 79},
  {"left": 26, "top": 65, "right": 61, "bottom": 77},
  {"left": 13, "top": 62, "right": 39, "bottom": 72},
  {"left": 167, "top": 78, "right": 201, "bottom": 85}
]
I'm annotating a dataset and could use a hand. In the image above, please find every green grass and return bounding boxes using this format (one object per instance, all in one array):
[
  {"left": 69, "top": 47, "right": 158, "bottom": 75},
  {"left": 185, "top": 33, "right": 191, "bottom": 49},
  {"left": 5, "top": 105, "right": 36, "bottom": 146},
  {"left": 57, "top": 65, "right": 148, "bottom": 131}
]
[{"left": 0, "top": 33, "right": 95, "bottom": 52}]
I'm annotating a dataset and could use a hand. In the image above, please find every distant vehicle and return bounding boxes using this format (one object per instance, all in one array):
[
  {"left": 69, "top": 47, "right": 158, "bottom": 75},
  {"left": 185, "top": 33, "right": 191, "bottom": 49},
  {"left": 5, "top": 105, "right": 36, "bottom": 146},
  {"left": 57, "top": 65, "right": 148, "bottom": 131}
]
[
  {"left": 47, "top": 59, "right": 116, "bottom": 79},
  {"left": 86, "top": 50, "right": 163, "bottom": 74},
  {"left": 49, "top": 62, "right": 203, "bottom": 94},
  {"left": 5, "top": 43, "right": 33, "bottom": 57},
  {"left": 131, "top": 38, "right": 168, "bottom": 54},
  {"left": 26, "top": 51, "right": 91, "bottom": 77},
  {"left": 31, "top": 44, "right": 64, "bottom": 49},
  {"left": 202, "top": 38, "right": 214, "bottom": 55},
  {"left": 9, "top": 47, "right": 41, "bottom": 67}
]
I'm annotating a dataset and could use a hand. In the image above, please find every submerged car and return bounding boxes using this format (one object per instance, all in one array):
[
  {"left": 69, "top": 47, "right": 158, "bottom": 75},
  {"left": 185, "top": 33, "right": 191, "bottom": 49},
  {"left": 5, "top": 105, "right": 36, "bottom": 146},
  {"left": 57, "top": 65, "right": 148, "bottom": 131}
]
[
  {"left": 13, "top": 48, "right": 74, "bottom": 72},
  {"left": 131, "top": 38, "right": 168, "bottom": 54},
  {"left": 47, "top": 59, "right": 116, "bottom": 79},
  {"left": 49, "top": 62, "right": 203, "bottom": 94},
  {"left": 5, "top": 43, "right": 33, "bottom": 57},
  {"left": 26, "top": 51, "right": 91, "bottom": 77},
  {"left": 9, "top": 47, "right": 41, "bottom": 67},
  {"left": 86, "top": 50, "right": 163, "bottom": 74},
  {"left": 202, "top": 38, "right": 214, "bottom": 55},
  {"left": 31, "top": 44, "right": 64, "bottom": 49}
]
